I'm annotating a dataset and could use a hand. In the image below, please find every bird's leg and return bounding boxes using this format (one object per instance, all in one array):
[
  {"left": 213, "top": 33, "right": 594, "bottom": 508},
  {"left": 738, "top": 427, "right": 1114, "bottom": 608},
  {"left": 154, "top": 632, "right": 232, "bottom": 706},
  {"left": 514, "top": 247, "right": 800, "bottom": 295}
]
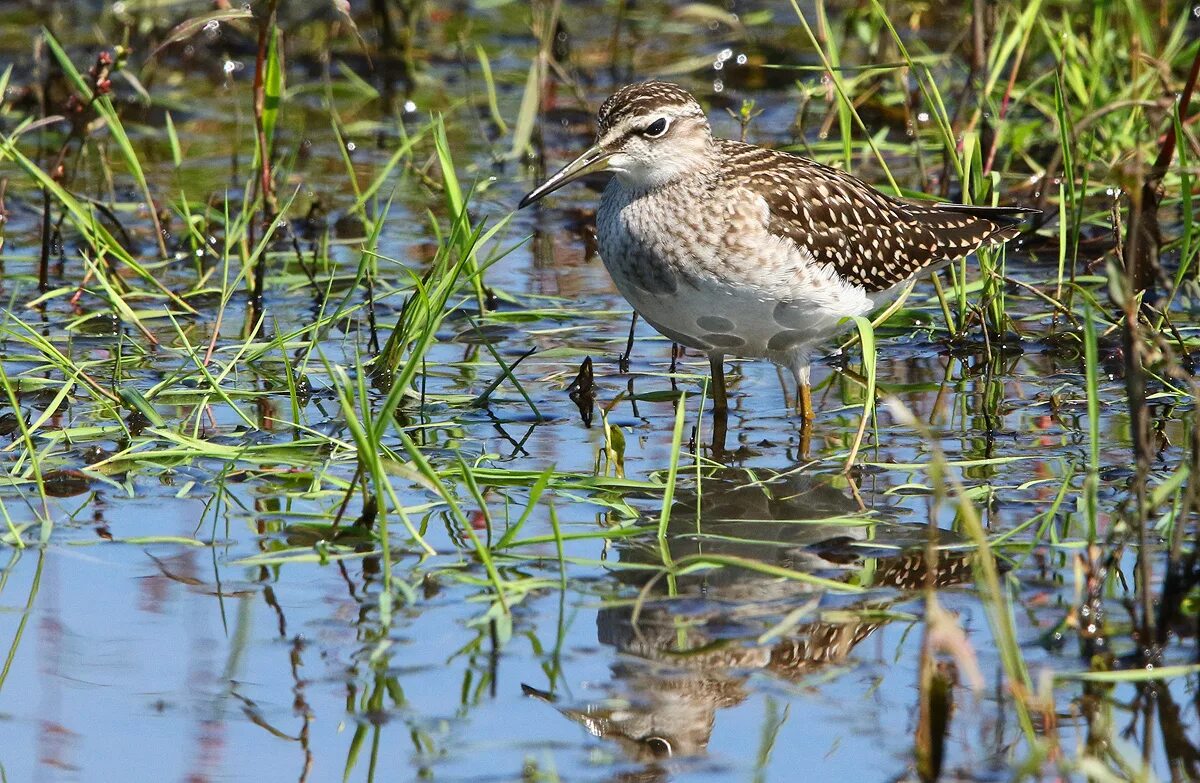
[
  {"left": 618, "top": 312, "right": 637, "bottom": 373},
  {"left": 798, "top": 382, "right": 814, "bottom": 424},
  {"left": 775, "top": 364, "right": 793, "bottom": 409},
  {"left": 797, "top": 383, "right": 813, "bottom": 457},
  {"left": 709, "top": 353, "right": 728, "bottom": 413},
  {"left": 709, "top": 352, "right": 729, "bottom": 457},
  {"left": 710, "top": 403, "right": 729, "bottom": 457},
  {"left": 788, "top": 352, "right": 814, "bottom": 422},
  {"left": 790, "top": 352, "right": 813, "bottom": 457}
]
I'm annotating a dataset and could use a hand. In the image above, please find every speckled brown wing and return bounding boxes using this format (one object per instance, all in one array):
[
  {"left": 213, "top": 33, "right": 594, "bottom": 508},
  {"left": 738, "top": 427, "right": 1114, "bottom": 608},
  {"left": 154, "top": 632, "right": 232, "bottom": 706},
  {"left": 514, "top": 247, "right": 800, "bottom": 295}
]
[{"left": 718, "top": 140, "right": 1028, "bottom": 293}]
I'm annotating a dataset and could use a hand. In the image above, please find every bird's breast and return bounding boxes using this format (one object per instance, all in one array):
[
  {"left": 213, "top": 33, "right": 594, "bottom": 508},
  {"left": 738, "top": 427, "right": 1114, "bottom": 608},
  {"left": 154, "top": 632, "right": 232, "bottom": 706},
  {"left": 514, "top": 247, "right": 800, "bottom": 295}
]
[{"left": 596, "top": 183, "right": 718, "bottom": 290}]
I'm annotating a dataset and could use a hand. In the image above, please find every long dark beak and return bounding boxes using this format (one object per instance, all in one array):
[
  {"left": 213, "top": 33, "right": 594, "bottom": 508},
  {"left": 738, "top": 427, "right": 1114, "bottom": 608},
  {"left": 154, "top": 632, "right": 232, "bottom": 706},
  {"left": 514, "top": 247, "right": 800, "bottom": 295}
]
[{"left": 518, "top": 144, "right": 612, "bottom": 209}]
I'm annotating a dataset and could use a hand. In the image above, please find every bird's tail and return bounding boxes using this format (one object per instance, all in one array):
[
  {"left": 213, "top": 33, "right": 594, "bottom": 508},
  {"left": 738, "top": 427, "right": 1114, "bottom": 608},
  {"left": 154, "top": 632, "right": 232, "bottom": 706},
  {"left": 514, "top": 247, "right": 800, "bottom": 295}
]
[{"left": 931, "top": 203, "right": 1040, "bottom": 244}]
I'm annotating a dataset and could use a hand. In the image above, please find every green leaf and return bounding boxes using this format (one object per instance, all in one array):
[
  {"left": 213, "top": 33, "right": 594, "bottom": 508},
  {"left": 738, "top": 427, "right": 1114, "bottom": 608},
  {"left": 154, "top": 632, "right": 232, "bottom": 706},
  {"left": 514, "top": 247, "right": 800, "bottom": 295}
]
[
  {"left": 165, "top": 111, "right": 182, "bottom": 168},
  {"left": 844, "top": 314, "right": 877, "bottom": 470},
  {"left": 263, "top": 26, "right": 284, "bottom": 158},
  {"left": 118, "top": 386, "right": 166, "bottom": 427}
]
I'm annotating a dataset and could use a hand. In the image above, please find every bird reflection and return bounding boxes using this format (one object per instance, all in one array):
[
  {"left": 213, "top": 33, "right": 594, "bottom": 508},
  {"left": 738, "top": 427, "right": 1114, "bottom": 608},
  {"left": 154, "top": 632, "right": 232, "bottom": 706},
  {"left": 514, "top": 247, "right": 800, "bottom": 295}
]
[{"left": 526, "top": 467, "right": 975, "bottom": 767}]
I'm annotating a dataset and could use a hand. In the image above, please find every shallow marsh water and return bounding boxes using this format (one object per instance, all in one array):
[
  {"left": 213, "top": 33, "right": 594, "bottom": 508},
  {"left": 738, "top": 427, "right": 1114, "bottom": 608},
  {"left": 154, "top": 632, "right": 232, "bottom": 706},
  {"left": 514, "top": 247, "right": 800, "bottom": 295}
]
[{"left": 1, "top": 1, "right": 1199, "bottom": 781}]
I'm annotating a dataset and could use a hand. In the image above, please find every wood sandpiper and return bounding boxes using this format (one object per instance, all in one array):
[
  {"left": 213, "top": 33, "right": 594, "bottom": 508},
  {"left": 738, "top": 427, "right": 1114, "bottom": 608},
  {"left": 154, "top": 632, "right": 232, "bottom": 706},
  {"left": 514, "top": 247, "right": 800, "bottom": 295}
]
[{"left": 520, "top": 81, "right": 1033, "bottom": 421}]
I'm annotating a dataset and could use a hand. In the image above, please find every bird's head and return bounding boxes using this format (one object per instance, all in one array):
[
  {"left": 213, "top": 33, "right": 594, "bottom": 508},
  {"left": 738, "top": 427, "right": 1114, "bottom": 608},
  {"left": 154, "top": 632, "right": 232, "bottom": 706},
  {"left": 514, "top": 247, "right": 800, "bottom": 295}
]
[{"left": 519, "top": 82, "right": 712, "bottom": 208}]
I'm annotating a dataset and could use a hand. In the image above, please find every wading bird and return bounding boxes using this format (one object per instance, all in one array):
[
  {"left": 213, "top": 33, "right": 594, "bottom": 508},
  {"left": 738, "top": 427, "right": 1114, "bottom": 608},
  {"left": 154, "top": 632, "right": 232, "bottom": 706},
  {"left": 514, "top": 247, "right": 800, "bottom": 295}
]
[{"left": 520, "top": 82, "right": 1032, "bottom": 424}]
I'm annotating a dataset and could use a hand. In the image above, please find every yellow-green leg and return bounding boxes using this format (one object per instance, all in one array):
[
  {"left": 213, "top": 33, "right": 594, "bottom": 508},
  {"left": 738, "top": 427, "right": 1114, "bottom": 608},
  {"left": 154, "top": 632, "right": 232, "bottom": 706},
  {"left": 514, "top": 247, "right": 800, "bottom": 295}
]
[
  {"left": 790, "top": 353, "right": 814, "bottom": 457},
  {"left": 798, "top": 382, "right": 814, "bottom": 425},
  {"left": 797, "top": 381, "right": 813, "bottom": 457},
  {"left": 788, "top": 353, "right": 815, "bottom": 423}
]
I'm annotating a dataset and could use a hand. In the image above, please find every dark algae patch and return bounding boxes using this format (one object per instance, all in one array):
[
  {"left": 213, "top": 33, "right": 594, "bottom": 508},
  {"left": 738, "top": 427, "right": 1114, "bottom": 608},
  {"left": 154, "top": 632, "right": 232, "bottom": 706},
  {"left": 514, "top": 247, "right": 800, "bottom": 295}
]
[{"left": 0, "top": 1, "right": 1199, "bottom": 781}]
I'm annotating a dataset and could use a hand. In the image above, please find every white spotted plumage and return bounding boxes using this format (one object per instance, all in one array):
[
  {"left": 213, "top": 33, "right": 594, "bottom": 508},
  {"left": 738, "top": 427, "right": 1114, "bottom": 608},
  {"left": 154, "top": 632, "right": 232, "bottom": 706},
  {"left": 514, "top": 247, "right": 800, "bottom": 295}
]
[{"left": 524, "top": 81, "right": 1034, "bottom": 415}]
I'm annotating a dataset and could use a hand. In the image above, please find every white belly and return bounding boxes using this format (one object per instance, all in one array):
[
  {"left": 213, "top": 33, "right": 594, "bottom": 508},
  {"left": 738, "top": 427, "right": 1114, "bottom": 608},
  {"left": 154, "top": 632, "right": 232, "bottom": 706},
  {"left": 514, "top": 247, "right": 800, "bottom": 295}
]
[{"left": 611, "top": 274, "right": 856, "bottom": 359}]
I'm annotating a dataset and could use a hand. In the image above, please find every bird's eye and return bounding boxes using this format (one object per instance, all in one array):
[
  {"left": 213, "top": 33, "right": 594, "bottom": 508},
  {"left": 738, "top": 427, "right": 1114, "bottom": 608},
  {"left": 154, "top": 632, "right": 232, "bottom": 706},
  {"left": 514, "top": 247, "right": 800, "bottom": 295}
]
[
  {"left": 642, "top": 118, "right": 669, "bottom": 137},
  {"left": 644, "top": 736, "right": 673, "bottom": 757}
]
